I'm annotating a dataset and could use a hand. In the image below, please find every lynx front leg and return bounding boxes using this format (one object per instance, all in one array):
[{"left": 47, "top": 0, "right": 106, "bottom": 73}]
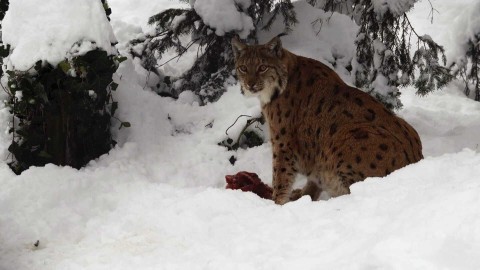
[{"left": 272, "top": 151, "right": 296, "bottom": 205}]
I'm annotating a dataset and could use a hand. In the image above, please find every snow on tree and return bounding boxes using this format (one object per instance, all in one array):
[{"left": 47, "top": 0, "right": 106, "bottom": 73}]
[
  {"left": 0, "top": 0, "right": 9, "bottom": 78},
  {"left": 2, "top": 0, "right": 126, "bottom": 174},
  {"left": 449, "top": 1, "right": 480, "bottom": 101},
  {"left": 308, "top": 0, "right": 452, "bottom": 109},
  {"left": 2, "top": 0, "right": 117, "bottom": 71},
  {"left": 130, "top": 0, "right": 296, "bottom": 104},
  {"left": 192, "top": 0, "right": 254, "bottom": 38},
  {"left": 129, "top": 0, "right": 454, "bottom": 110}
]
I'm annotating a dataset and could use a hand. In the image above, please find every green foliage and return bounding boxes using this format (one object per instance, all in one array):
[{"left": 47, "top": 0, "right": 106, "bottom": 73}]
[
  {"left": 0, "top": 0, "right": 8, "bottom": 21},
  {"left": 450, "top": 33, "right": 480, "bottom": 101},
  {"left": 218, "top": 116, "right": 265, "bottom": 152},
  {"left": 0, "top": 0, "right": 10, "bottom": 77},
  {"left": 218, "top": 130, "right": 264, "bottom": 152},
  {"left": 0, "top": 43, "right": 9, "bottom": 77},
  {"left": 413, "top": 35, "right": 453, "bottom": 96},
  {"left": 130, "top": 0, "right": 297, "bottom": 104},
  {"left": 354, "top": 2, "right": 451, "bottom": 109},
  {"left": 6, "top": 50, "right": 127, "bottom": 174},
  {"left": 261, "top": 1, "right": 297, "bottom": 33},
  {"left": 308, "top": 0, "right": 453, "bottom": 110},
  {"left": 101, "top": 0, "right": 112, "bottom": 21}
]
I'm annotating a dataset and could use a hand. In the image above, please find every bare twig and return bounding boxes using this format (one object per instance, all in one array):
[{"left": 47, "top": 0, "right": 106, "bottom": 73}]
[
  {"left": 156, "top": 37, "right": 200, "bottom": 67},
  {"left": 0, "top": 81, "right": 12, "bottom": 97},
  {"left": 426, "top": 0, "right": 439, "bottom": 24},
  {"left": 225, "top": 114, "right": 252, "bottom": 136}
]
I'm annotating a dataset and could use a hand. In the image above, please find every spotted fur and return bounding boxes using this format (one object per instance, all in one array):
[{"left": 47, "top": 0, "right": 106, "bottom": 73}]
[{"left": 232, "top": 36, "right": 423, "bottom": 205}]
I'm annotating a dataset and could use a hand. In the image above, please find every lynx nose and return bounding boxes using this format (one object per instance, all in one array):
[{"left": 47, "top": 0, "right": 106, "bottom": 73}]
[{"left": 248, "top": 82, "right": 259, "bottom": 92}]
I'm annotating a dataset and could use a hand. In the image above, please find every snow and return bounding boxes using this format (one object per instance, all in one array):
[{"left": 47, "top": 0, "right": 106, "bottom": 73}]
[
  {"left": 258, "top": 0, "right": 359, "bottom": 83},
  {"left": 372, "top": 0, "right": 417, "bottom": 18},
  {"left": 1, "top": 0, "right": 480, "bottom": 269},
  {"left": 109, "top": 0, "right": 187, "bottom": 33},
  {"left": 448, "top": 1, "right": 480, "bottom": 64},
  {"left": 2, "top": 0, "right": 117, "bottom": 71},
  {"left": 406, "top": 0, "right": 478, "bottom": 64},
  {"left": 193, "top": 0, "right": 254, "bottom": 38}
]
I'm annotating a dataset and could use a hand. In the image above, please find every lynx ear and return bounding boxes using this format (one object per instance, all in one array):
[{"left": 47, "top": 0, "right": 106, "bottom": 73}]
[
  {"left": 265, "top": 36, "right": 283, "bottom": 58},
  {"left": 231, "top": 36, "right": 247, "bottom": 60}
]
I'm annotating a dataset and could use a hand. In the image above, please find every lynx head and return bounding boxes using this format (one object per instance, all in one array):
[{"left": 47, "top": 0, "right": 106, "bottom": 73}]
[{"left": 231, "top": 36, "right": 288, "bottom": 105}]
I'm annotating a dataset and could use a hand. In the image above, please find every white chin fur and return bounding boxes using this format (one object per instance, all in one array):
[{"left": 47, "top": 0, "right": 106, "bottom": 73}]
[{"left": 243, "top": 84, "right": 281, "bottom": 105}]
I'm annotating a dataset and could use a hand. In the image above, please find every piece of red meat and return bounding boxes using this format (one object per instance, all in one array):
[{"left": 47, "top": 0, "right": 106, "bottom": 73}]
[{"left": 225, "top": 171, "right": 272, "bottom": 200}]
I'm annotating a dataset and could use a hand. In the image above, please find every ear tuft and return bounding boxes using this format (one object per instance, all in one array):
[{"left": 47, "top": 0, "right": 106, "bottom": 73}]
[{"left": 231, "top": 36, "right": 247, "bottom": 60}]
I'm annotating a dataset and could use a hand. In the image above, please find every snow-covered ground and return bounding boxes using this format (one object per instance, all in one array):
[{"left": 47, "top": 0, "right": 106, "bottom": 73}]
[{"left": 1, "top": 0, "right": 480, "bottom": 269}]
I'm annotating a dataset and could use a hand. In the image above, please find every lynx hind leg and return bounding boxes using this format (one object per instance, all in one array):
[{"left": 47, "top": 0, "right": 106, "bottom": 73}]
[
  {"left": 319, "top": 171, "right": 350, "bottom": 198},
  {"left": 304, "top": 180, "right": 322, "bottom": 200},
  {"left": 290, "top": 180, "right": 322, "bottom": 201},
  {"left": 290, "top": 188, "right": 303, "bottom": 201},
  {"left": 333, "top": 125, "right": 418, "bottom": 187}
]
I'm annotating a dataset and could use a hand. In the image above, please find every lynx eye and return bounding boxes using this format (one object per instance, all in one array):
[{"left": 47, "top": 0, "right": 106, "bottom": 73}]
[
  {"left": 258, "top": 65, "right": 268, "bottom": 73},
  {"left": 238, "top": 65, "right": 248, "bottom": 73}
]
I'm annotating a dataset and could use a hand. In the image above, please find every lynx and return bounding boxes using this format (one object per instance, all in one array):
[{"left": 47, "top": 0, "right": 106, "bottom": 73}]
[{"left": 231, "top": 36, "right": 424, "bottom": 205}]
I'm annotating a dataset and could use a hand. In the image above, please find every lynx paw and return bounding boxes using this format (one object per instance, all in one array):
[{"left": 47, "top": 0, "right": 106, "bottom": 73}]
[
  {"left": 273, "top": 192, "right": 290, "bottom": 205},
  {"left": 289, "top": 189, "right": 303, "bottom": 201}
]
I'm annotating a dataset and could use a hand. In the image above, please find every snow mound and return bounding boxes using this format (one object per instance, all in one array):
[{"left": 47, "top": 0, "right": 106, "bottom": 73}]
[
  {"left": 2, "top": 0, "right": 117, "bottom": 71},
  {"left": 1, "top": 148, "right": 480, "bottom": 269},
  {"left": 2, "top": 0, "right": 480, "bottom": 269}
]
